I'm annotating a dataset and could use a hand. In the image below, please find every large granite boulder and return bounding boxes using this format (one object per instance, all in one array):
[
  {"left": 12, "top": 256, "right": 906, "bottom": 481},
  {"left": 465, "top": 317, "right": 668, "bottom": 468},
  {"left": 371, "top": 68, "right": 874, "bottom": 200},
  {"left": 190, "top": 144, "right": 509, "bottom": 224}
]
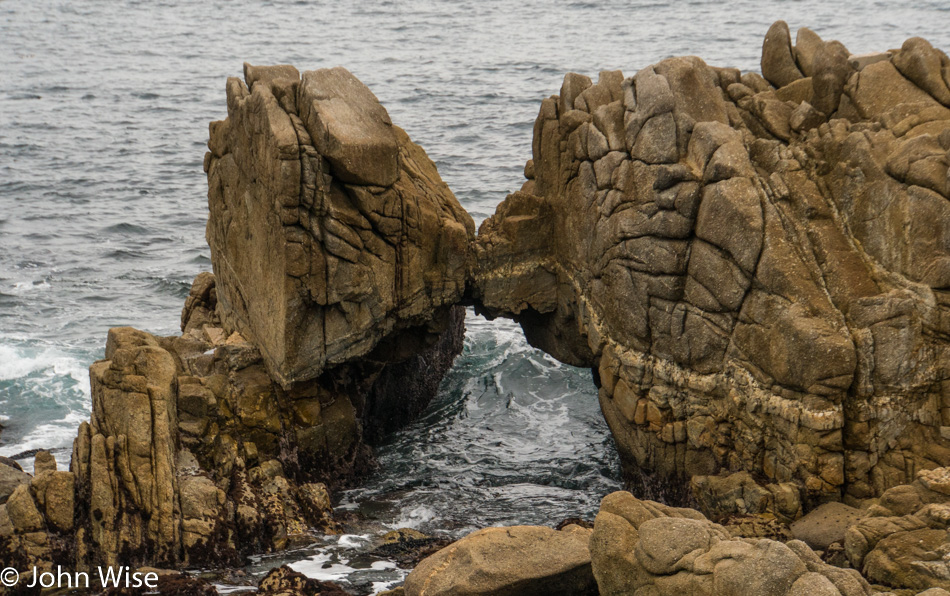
[
  {"left": 403, "top": 525, "right": 598, "bottom": 596},
  {"left": 206, "top": 64, "right": 474, "bottom": 388},
  {"left": 474, "top": 23, "right": 950, "bottom": 512}
]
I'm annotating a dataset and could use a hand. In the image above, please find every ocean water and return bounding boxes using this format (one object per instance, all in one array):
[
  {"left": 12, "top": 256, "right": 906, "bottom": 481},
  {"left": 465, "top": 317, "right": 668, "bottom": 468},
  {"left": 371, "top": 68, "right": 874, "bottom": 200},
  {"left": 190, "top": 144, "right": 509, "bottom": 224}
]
[{"left": 2, "top": 0, "right": 950, "bottom": 592}]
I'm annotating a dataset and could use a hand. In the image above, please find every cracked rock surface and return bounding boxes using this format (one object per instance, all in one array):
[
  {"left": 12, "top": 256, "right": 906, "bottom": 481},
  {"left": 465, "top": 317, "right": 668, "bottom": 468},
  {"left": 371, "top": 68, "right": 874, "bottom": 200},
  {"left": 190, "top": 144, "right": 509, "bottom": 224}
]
[{"left": 474, "top": 22, "right": 950, "bottom": 514}]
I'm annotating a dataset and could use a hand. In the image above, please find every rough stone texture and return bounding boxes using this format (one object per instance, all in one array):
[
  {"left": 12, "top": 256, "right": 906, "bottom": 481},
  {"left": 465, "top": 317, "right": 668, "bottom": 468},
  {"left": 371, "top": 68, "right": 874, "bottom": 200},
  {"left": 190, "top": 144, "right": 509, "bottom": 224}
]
[
  {"left": 0, "top": 67, "right": 469, "bottom": 578},
  {"left": 403, "top": 525, "right": 598, "bottom": 596},
  {"left": 206, "top": 64, "right": 474, "bottom": 388},
  {"left": 845, "top": 468, "right": 950, "bottom": 590},
  {"left": 0, "top": 275, "right": 464, "bottom": 575},
  {"left": 474, "top": 23, "right": 950, "bottom": 517},
  {"left": 33, "top": 450, "right": 56, "bottom": 476},
  {"left": 255, "top": 565, "right": 350, "bottom": 595},
  {"left": 791, "top": 501, "right": 864, "bottom": 550},
  {"left": 0, "top": 462, "right": 30, "bottom": 505},
  {"left": 763, "top": 21, "right": 805, "bottom": 87},
  {"left": 588, "top": 491, "right": 871, "bottom": 596}
]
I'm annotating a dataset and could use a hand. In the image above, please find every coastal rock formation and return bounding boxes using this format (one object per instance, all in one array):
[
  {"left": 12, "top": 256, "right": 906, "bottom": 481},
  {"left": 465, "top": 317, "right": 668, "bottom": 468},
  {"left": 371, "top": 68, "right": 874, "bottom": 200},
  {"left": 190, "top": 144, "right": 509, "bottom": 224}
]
[
  {"left": 0, "top": 66, "right": 471, "bottom": 578},
  {"left": 845, "top": 467, "right": 950, "bottom": 591},
  {"left": 474, "top": 22, "right": 950, "bottom": 512},
  {"left": 589, "top": 491, "right": 872, "bottom": 596},
  {"left": 206, "top": 64, "right": 474, "bottom": 388},
  {"left": 403, "top": 525, "right": 598, "bottom": 596},
  {"left": 4, "top": 22, "right": 950, "bottom": 595},
  {"left": 407, "top": 491, "right": 871, "bottom": 596}
]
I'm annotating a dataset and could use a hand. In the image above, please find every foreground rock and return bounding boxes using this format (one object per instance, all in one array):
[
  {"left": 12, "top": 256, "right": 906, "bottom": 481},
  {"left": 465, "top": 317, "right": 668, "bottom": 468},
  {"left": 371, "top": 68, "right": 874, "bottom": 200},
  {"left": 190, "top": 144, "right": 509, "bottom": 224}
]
[
  {"left": 403, "top": 524, "right": 597, "bottom": 596},
  {"left": 406, "top": 491, "right": 871, "bottom": 596},
  {"left": 846, "top": 468, "right": 950, "bottom": 591},
  {"left": 590, "top": 491, "right": 873, "bottom": 596},
  {"left": 474, "top": 22, "right": 950, "bottom": 515},
  {"left": 0, "top": 65, "right": 471, "bottom": 577}
]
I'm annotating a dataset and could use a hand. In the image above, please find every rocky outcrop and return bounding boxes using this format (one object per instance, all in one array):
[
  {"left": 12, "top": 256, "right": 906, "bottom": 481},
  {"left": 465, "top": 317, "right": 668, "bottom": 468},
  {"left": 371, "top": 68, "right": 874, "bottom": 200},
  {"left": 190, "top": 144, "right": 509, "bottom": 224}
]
[
  {"left": 4, "top": 22, "right": 950, "bottom": 594},
  {"left": 206, "top": 64, "right": 474, "bottom": 388},
  {"left": 589, "top": 491, "right": 872, "bottom": 596},
  {"left": 0, "top": 65, "right": 471, "bottom": 579},
  {"left": 845, "top": 467, "right": 950, "bottom": 591},
  {"left": 407, "top": 491, "right": 871, "bottom": 596},
  {"left": 474, "top": 22, "right": 950, "bottom": 513}
]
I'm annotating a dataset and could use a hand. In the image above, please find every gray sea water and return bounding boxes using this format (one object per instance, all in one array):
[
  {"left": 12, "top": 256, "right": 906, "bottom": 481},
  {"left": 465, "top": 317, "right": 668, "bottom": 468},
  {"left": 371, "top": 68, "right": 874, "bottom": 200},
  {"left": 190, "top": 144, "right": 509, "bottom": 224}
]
[{"left": 3, "top": 0, "right": 950, "bottom": 592}]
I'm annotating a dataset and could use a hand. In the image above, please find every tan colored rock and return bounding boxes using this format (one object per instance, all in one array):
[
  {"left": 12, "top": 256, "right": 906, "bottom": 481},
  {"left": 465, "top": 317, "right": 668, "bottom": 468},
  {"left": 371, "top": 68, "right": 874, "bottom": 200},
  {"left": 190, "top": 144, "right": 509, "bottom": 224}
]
[
  {"left": 791, "top": 502, "right": 864, "bottom": 550},
  {"left": 892, "top": 37, "right": 950, "bottom": 106},
  {"left": 0, "top": 462, "right": 30, "bottom": 505},
  {"left": 404, "top": 525, "right": 597, "bottom": 596},
  {"left": 762, "top": 21, "right": 805, "bottom": 88},
  {"left": 589, "top": 491, "right": 870, "bottom": 596},
  {"left": 207, "top": 65, "right": 474, "bottom": 387},
  {"left": 474, "top": 24, "right": 950, "bottom": 520},
  {"left": 794, "top": 27, "right": 824, "bottom": 77},
  {"left": 6, "top": 484, "right": 42, "bottom": 533},
  {"left": 863, "top": 529, "right": 950, "bottom": 591},
  {"left": 5, "top": 66, "right": 467, "bottom": 576},
  {"left": 32, "top": 451, "right": 56, "bottom": 476},
  {"left": 812, "top": 40, "right": 852, "bottom": 114},
  {"left": 298, "top": 67, "right": 398, "bottom": 186},
  {"left": 31, "top": 471, "right": 75, "bottom": 532}
]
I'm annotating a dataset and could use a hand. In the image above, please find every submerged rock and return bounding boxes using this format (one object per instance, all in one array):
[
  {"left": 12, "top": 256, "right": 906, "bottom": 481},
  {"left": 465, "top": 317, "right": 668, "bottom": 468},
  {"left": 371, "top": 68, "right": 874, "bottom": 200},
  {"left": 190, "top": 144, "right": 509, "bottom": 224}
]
[{"left": 255, "top": 565, "right": 350, "bottom": 595}]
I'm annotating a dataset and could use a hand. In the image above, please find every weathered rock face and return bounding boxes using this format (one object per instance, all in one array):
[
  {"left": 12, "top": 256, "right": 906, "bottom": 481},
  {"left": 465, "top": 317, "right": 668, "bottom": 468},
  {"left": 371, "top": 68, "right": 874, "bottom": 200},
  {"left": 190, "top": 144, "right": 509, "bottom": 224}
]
[
  {"left": 474, "top": 23, "right": 950, "bottom": 511},
  {"left": 206, "top": 64, "right": 474, "bottom": 388},
  {"left": 846, "top": 467, "right": 950, "bottom": 591},
  {"left": 589, "top": 491, "right": 872, "bottom": 596},
  {"left": 0, "top": 66, "right": 470, "bottom": 577}
]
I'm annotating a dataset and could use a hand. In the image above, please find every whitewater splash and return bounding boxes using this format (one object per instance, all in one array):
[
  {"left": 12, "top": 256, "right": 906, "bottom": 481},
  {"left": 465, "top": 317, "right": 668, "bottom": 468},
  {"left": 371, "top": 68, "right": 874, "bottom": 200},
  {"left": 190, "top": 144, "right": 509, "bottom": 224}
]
[{"left": 0, "top": 342, "right": 91, "bottom": 473}]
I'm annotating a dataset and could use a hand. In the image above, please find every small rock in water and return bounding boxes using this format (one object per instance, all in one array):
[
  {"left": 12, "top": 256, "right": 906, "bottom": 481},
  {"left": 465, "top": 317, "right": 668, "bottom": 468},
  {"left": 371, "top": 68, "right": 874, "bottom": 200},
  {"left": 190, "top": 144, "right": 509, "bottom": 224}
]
[{"left": 256, "top": 565, "right": 350, "bottom": 595}]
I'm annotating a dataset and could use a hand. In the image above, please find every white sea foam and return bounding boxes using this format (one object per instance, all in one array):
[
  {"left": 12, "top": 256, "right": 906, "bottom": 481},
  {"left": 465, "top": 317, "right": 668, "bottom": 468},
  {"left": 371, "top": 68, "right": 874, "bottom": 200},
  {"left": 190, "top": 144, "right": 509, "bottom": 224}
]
[
  {"left": 0, "top": 343, "right": 90, "bottom": 391},
  {"left": 335, "top": 534, "right": 371, "bottom": 548},
  {"left": 0, "top": 342, "right": 92, "bottom": 471},
  {"left": 9, "top": 280, "right": 51, "bottom": 295},
  {"left": 370, "top": 570, "right": 409, "bottom": 595},
  {"left": 384, "top": 505, "right": 437, "bottom": 530},
  {"left": 288, "top": 552, "right": 354, "bottom": 582}
]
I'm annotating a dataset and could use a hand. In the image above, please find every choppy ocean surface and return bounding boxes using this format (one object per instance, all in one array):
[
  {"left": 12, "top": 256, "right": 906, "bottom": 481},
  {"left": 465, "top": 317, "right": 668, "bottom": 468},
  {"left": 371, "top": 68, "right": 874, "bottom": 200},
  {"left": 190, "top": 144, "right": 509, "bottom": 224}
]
[{"left": 2, "top": 0, "right": 950, "bottom": 592}]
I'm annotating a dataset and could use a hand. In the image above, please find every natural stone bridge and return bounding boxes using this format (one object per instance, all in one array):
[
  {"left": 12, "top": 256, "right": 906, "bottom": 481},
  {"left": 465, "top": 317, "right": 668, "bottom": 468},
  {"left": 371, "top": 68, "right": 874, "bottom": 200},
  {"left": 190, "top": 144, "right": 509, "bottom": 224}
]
[{"left": 2, "top": 20, "right": 950, "bottom": 594}]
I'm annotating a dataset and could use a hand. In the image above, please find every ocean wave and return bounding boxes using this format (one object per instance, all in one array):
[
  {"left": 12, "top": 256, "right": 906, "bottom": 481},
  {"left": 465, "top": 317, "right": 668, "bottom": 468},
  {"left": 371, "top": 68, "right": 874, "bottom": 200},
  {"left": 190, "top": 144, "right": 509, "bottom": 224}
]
[{"left": 0, "top": 343, "right": 92, "bottom": 469}]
